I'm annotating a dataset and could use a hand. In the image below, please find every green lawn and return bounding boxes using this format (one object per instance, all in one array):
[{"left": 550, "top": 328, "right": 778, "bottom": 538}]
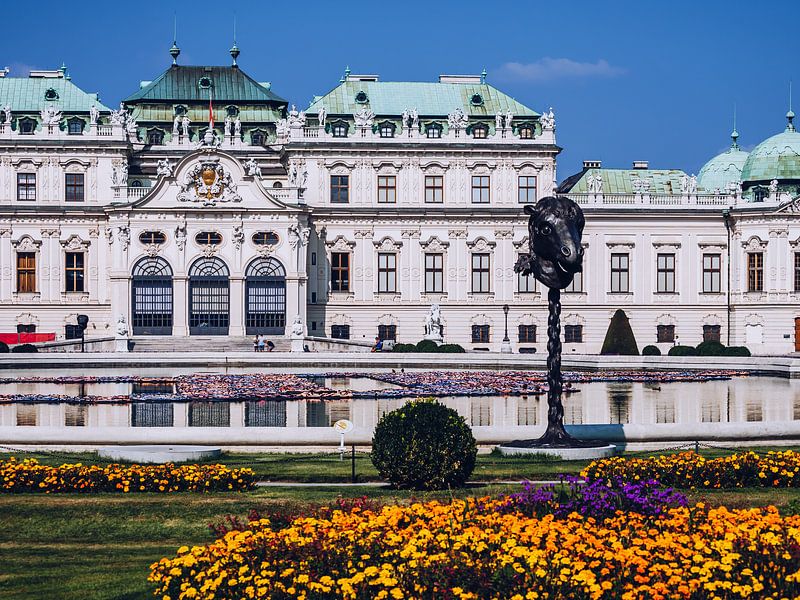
[{"left": 2, "top": 447, "right": 800, "bottom": 599}]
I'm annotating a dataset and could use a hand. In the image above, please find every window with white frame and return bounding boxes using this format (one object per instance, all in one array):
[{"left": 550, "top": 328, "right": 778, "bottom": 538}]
[
  {"left": 17, "top": 173, "right": 36, "bottom": 201},
  {"left": 656, "top": 253, "right": 675, "bottom": 293},
  {"left": 518, "top": 175, "right": 537, "bottom": 203},
  {"left": 377, "top": 253, "right": 397, "bottom": 293},
  {"left": 424, "top": 253, "right": 443, "bottom": 293},
  {"left": 471, "top": 175, "right": 490, "bottom": 204},
  {"left": 610, "top": 253, "right": 629, "bottom": 293},
  {"left": 425, "top": 175, "right": 444, "bottom": 203},
  {"left": 703, "top": 253, "right": 722, "bottom": 293},
  {"left": 471, "top": 253, "right": 490, "bottom": 293},
  {"left": 377, "top": 175, "right": 396, "bottom": 203}
]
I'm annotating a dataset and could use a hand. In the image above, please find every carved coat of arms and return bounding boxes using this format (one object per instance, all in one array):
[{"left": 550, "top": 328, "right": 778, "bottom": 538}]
[{"left": 177, "top": 161, "right": 242, "bottom": 206}]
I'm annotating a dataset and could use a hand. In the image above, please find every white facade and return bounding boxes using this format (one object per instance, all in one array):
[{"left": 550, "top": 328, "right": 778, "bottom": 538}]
[{"left": 1, "top": 63, "right": 800, "bottom": 354}]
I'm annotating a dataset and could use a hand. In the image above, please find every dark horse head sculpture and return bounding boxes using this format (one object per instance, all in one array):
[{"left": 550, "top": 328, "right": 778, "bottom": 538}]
[{"left": 515, "top": 196, "right": 585, "bottom": 289}]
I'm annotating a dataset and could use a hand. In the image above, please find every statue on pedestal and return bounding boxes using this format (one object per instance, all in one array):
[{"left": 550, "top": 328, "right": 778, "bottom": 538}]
[{"left": 424, "top": 304, "right": 443, "bottom": 342}]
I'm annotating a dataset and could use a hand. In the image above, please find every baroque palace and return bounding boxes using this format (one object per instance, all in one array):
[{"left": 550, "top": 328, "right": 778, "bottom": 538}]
[{"left": 1, "top": 43, "right": 800, "bottom": 354}]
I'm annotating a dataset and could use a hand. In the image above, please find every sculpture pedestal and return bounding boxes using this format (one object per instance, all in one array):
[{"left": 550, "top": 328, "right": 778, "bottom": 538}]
[
  {"left": 422, "top": 335, "right": 442, "bottom": 345},
  {"left": 115, "top": 337, "right": 129, "bottom": 353},
  {"left": 500, "top": 339, "right": 513, "bottom": 353},
  {"left": 497, "top": 444, "right": 616, "bottom": 460},
  {"left": 290, "top": 337, "right": 304, "bottom": 353}
]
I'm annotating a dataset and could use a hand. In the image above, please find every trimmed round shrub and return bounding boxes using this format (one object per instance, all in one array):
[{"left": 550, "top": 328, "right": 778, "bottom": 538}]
[
  {"left": 0, "top": 341, "right": 8, "bottom": 353},
  {"left": 722, "top": 346, "right": 751, "bottom": 357},
  {"left": 667, "top": 345, "right": 697, "bottom": 357},
  {"left": 415, "top": 340, "right": 440, "bottom": 353},
  {"left": 392, "top": 343, "right": 416, "bottom": 353},
  {"left": 11, "top": 344, "right": 38, "bottom": 354},
  {"left": 696, "top": 341, "right": 726, "bottom": 356},
  {"left": 641, "top": 345, "right": 661, "bottom": 356},
  {"left": 436, "top": 343, "right": 466, "bottom": 353},
  {"left": 371, "top": 398, "right": 477, "bottom": 490}
]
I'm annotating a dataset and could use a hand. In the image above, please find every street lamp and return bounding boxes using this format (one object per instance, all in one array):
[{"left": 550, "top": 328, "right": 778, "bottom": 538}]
[
  {"left": 501, "top": 304, "right": 512, "bottom": 353},
  {"left": 77, "top": 314, "right": 89, "bottom": 353}
]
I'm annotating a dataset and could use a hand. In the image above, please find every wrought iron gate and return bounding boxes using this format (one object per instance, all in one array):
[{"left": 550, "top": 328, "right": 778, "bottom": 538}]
[
  {"left": 245, "top": 257, "right": 286, "bottom": 335},
  {"left": 189, "top": 257, "right": 230, "bottom": 335},
  {"left": 131, "top": 257, "right": 173, "bottom": 335}
]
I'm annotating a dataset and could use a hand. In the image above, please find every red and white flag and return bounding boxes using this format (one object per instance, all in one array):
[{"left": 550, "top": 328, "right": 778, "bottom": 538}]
[{"left": 208, "top": 87, "right": 214, "bottom": 128}]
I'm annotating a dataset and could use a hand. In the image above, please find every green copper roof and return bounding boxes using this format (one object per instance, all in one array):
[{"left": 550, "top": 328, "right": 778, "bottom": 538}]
[
  {"left": 697, "top": 135, "right": 749, "bottom": 191},
  {"left": 0, "top": 74, "right": 109, "bottom": 113},
  {"left": 308, "top": 80, "right": 539, "bottom": 118},
  {"left": 565, "top": 168, "right": 689, "bottom": 194},
  {"left": 123, "top": 65, "right": 287, "bottom": 104},
  {"left": 740, "top": 125, "right": 800, "bottom": 183}
]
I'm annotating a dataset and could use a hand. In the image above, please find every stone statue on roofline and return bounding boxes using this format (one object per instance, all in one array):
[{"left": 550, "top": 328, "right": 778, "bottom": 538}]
[
  {"left": 770, "top": 179, "right": 779, "bottom": 194},
  {"left": 181, "top": 116, "right": 190, "bottom": 138},
  {"left": 2, "top": 105, "right": 11, "bottom": 124},
  {"left": 354, "top": 107, "right": 375, "bottom": 128},
  {"left": 495, "top": 113, "right": 503, "bottom": 131},
  {"left": 317, "top": 105, "right": 327, "bottom": 127},
  {"left": 89, "top": 105, "right": 99, "bottom": 125},
  {"left": 540, "top": 107, "right": 555, "bottom": 130},
  {"left": 234, "top": 117, "right": 241, "bottom": 137},
  {"left": 224, "top": 116, "right": 232, "bottom": 137},
  {"left": 173, "top": 115, "right": 181, "bottom": 136},
  {"left": 505, "top": 110, "right": 513, "bottom": 130},
  {"left": 447, "top": 107, "right": 469, "bottom": 130}
]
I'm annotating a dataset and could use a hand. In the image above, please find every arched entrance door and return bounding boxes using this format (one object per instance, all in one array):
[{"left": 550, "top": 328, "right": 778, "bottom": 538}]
[
  {"left": 131, "top": 257, "right": 173, "bottom": 335},
  {"left": 245, "top": 257, "right": 286, "bottom": 335},
  {"left": 189, "top": 257, "right": 230, "bottom": 335}
]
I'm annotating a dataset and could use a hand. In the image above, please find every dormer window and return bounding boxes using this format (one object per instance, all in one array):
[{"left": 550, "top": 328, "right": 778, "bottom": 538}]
[
  {"left": 753, "top": 186, "right": 767, "bottom": 202},
  {"left": 19, "top": 118, "right": 36, "bottom": 134},
  {"left": 226, "top": 105, "right": 239, "bottom": 117},
  {"left": 146, "top": 128, "right": 164, "bottom": 145},
  {"left": 470, "top": 93, "right": 484, "bottom": 106},
  {"left": 331, "top": 121, "right": 348, "bottom": 138},
  {"left": 379, "top": 122, "right": 395, "bottom": 138},
  {"left": 174, "top": 105, "right": 187, "bottom": 116},
  {"left": 67, "top": 118, "right": 84, "bottom": 135},
  {"left": 44, "top": 88, "right": 59, "bottom": 101},
  {"left": 426, "top": 124, "right": 442, "bottom": 139},
  {"left": 518, "top": 125, "right": 534, "bottom": 139},
  {"left": 355, "top": 90, "right": 368, "bottom": 104},
  {"left": 250, "top": 130, "right": 266, "bottom": 146},
  {"left": 195, "top": 232, "right": 222, "bottom": 246},
  {"left": 198, "top": 77, "right": 212, "bottom": 89},
  {"left": 472, "top": 124, "right": 488, "bottom": 139}
]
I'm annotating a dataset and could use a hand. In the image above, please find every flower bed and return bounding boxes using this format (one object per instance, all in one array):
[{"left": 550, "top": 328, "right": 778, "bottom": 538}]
[
  {"left": 150, "top": 498, "right": 800, "bottom": 599},
  {"left": 0, "top": 458, "right": 255, "bottom": 493},
  {"left": 582, "top": 450, "right": 800, "bottom": 488}
]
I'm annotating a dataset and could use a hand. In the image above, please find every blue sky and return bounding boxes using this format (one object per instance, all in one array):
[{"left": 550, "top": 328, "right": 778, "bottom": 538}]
[{"left": 2, "top": 0, "right": 798, "bottom": 178}]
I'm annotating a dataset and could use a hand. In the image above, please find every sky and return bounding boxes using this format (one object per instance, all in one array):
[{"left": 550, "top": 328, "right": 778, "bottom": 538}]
[{"left": 1, "top": 0, "right": 798, "bottom": 179}]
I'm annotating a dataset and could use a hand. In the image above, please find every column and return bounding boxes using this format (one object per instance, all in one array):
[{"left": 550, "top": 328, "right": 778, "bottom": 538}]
[
  {"left": 0, "top": 228, "right": 11, "bottom": 301},
  {"left": 172, "top": 276, "right": 188, "bottom": 336},
  {"left": 229, "top": 276, "right": 245, "bottom": 336}
]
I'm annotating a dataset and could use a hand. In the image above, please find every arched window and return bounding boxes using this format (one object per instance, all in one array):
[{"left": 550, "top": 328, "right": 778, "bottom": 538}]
[
  {"left": 246, "top": 257, "right": 286, "bottom": 278},
  {"left": 518, "top": 125, "right": 534, "bottom": 139},
  {"left": 245, "top": 257, "right": 286, "bottom": 334},
  {"left": 189, "top": 257, "right": 229, "bottom": 277},
  {"left": 426, "top": 124, "right": 442, "bottom": 139},
  {"left": 195, "top": 232, "right": 222, "bottom": 246},
  {"left": 251, "top": 130, "right": 265, "bottom": 146},
  {"left": 331, "top": 121, "right": 348, "bottom": 138},
  {"left": 272, "top": 181, "right": 283, "bottom": 189},
  {"left": 18, "top": 117, "right": 36, "bottom": 134},
  {"left": 753, "top": 186, "right": 767, "bottom": 202},
  {"left": 379, "top": 122, "right": 395, "bottom": 138},
  {"left": 146, "top": 129, "right": 164, "bottom": 145},
  {"left": 472, "top": 124, "right": 488, "bottom": 139},
  {"left": 188, "top": 257, "right": 230, "bottom": 335},
  {"left": 67, "top": 118, "right": 84, "bottom": 135},
  {"left": 132, "top": 257, "right": 173, "bottom": 335}
]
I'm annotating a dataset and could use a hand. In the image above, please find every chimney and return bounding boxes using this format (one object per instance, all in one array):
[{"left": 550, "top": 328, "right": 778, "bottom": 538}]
[
  {"left": 583, "top": 160, "right": 602, "bottom": 169},
  {"left": 632, "top": 160, "right": 649, "bottom": 170}
]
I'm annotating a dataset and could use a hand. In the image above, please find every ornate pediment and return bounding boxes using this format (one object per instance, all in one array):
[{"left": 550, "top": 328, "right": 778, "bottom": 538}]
[
  {"left": 372, "top": 236, "right": 403, "bottom": 252},
  {"left": 741, "top": 235, "right": 767, "bottom": 251},
  {"left": 466, "top": 236, "right": 496, "bottom": 252},
  {"left": 11, "top": 235, "right": 42, "bottom": 252},
  {"left": 420, "top": 235, "right": 450, "bottom": 252},
  {"left": 60, "top": 234, "right": 90, "bottom": 251},
  {"left": 177, "top": 159, "right": 241, "bottom": 206},
  {"left": 325, "top": 235, "right": 356, "bottom": 252}
]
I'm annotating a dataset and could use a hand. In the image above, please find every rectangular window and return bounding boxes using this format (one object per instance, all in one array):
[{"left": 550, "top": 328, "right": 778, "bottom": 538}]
[
  {"left": 471, "top": 253, "right": 490, "bottom": 293},
  {"left": 377, "top": 175, "right": 396, "bottom": 203},
  {"left": 16, "top": 252, "right": 36, "bottom": 293},
  {"left": 65, "top": 173, "right": 85, "bottom": 202},
  {"left": 703, "top": 253, "right": 721, "bottom": 293},
  {"left": 425, "top": 175, "right": 444, "bottom": 203},
  {"left": 610, "top": 253, "right": 629, "bottom": 293},
  {"left": 472, "top": 324, "right": 490, "bottom": 343},
  {"left": 703, "top": 325, "right": 721, "bottom": 342},
  {"left": 377, "top": 324, "right": 396, "bottom": 341},
  {"left": 518, "top": 176, "right": 537, "bottom": 203},
  {"left": 16, "top": 324, "right": 35, "bottom": 334},
  {"left": 331, "top": 252, "right": 350, "bottom": 292},
  {"left": 565, "top": 270, "right": 583, "bottom": 293},
  {"left": 65, "top": 252, "right": 85, "bottom": 293},
  {"left": 471, "top": 175, "right": 490, "bottom": 204},
  {"left": 17, "top": 173, "right": 36, "bottom": 201},
  {"left": 656, "top": 253, "right": 675, "bottom": 293},
  {"left": 657, "top": 324, "right": 675, "bottom": 343},
  {"left": 517, "top": 254, "right": 537, "bottom": 292},
  {"left": 424, "top": 253, "right": 443, "bottom": 293},
  {"left": 747, "top": 252, "right": 763, "bottom": 292},
  {"left": 795, "top": 253, "right": 800, "bottom": 293},
  {"left": 64, "top": 324, "right": 83, "bottom": 340},
  {"left": 331, "top": 324, "right": 350, "bottom": 340},
  {"left": 564, "top": 325, "right": 583, "bottom": 343},
  {"left": 377, "top": 253, "right": 397, "bottom": 293},
  {"left": 330, "top": 175, "right": 349, "bottom": 203},
  {"left": 518, "top": 324, "right": 537, "bottom": 343}
]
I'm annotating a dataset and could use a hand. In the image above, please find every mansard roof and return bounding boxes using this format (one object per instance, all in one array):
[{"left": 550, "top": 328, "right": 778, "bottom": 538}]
[
  {"left": 308, "top": 78, "right": 539, "bottom": 118},
  {"left": 123, "top": 65, "right": 287, "bottom": 104},
  {"left": 0, "top": 70, "right": 110, "bottom": 113},
  {"left": 559, "top": 167, "right": 690, "bottom": 195}
]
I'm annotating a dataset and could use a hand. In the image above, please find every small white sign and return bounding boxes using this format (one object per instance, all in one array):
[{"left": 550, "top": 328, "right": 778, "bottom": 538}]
[{"left": 333, "top": 419, "right": 354, "bottom": 434}]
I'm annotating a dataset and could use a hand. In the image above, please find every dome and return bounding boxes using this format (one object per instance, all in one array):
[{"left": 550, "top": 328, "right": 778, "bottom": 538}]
[
  {"left": 740, "top": 114, "right": 800, "bottom": 183},
  {"left": 697, "top": 131, "right": 749, "bottom": 192}
]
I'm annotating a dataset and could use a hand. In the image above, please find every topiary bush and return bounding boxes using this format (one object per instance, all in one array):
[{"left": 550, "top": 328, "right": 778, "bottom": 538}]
[
  {"left": 415, "top": 340, "right": 440, "bottom": 353},
  {"left": 696, "top": 341, "right": 726, "bottom": 356},
  {"left": 722, "top": 346, "right": 751, "bottom": 357},
  {"left": 392, "top": 343, "right": 416, "bottom": 353},
  {"left": 0, "top": 341, "right": 8, "bottom": 353},
  {"left": 641, "top": 345, "right": 661, "bottom": 356},
  {"left": 11, "top": 343, "right": 38, "bottom": 353},
  {"left": 436, "top": 343, "right": 466, "bottom": 353},
  {"left": 371, "top": 398, "right": 477, "bottom": 490},
  {"left": 600, "top": 309, "right": 639, "bottom": 355},
  {"left": 667, "top": 345, "right": 697, "bottom": 357}
]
